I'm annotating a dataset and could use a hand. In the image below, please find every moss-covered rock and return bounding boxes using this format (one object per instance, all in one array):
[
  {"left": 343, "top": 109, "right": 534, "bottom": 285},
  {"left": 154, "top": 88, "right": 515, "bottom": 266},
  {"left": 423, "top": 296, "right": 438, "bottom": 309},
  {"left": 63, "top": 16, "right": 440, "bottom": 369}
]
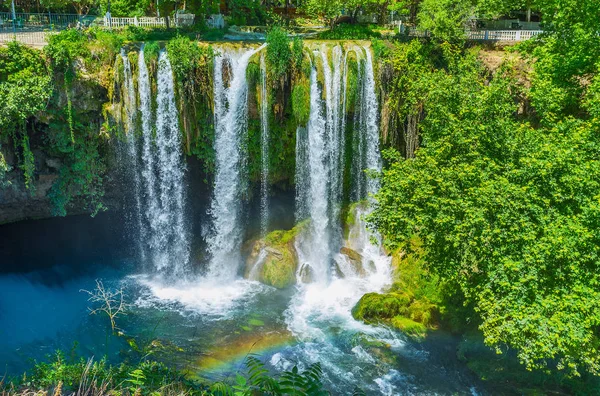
[
  {"left": 244, "top": 222, "right": 307, "bottom": 289},
  {"left": 390, "top": 316, "right": 427, "bottom": 338},
  {"left": 261, "top": 250, "right": 297, "bottom": 289},
  {"left": 352, "top": 237, "right": 442, "bottom": 338},
  {"left": 352, "top": 292, "right": 411, "bottom": 321},
  {"left": 338, "top": 246, "right": 370, "bottom": 277}
]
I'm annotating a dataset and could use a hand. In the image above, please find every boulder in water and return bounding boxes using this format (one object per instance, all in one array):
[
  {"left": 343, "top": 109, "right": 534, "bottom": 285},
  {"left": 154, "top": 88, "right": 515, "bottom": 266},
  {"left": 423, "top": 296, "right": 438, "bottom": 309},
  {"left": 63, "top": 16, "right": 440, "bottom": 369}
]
[
  {"left": 244, "top": 223, "right": 306, "bottom": 289},
  {"left": 339, "top": 247, "right": 367, "bottom": 277},
  {"left": 298, "top": 263, "right": 314, "bottom": 284}
]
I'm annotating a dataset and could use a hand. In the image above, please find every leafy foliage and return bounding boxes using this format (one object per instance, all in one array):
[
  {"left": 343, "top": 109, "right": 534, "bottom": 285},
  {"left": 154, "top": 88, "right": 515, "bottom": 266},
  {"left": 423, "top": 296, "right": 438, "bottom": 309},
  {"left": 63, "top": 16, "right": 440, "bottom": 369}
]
[
  {"left": 0, "top": 42, "right": 52, "bottom": 194},
  {"left": 317, "top": 24, "right": 382, "bottom": 40},
  {"left": 370, "top": 39, "right": 600, "bottom": 375},
  {"left": 210, "top": 356, "right": 329, "bottom": 395},
  {"left": 167, "top": 36, "right": 215, "bottom": 173},
  {"left": 6, "top": 351, "right": 332, "bottom": 395},
  {"left": 417, "top": 0, "right": 473, "bottom": 42},
  {"left": 266, "top": 27, "right": 292, "bottom": 84}
]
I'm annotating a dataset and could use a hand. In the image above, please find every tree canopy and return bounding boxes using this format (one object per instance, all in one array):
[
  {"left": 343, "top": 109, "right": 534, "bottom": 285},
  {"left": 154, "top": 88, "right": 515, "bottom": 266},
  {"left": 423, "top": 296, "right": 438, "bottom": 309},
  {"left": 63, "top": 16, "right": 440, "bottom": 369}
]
[{"left": 370, "top": 4, "right": 600, "bottom": 375}]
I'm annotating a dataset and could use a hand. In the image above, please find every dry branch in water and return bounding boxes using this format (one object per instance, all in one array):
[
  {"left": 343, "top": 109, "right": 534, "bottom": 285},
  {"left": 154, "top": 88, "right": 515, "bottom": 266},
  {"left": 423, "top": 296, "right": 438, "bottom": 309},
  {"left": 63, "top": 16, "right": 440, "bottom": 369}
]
[{"left": 80, "top": 280, "right": 126, "bottom": 332}]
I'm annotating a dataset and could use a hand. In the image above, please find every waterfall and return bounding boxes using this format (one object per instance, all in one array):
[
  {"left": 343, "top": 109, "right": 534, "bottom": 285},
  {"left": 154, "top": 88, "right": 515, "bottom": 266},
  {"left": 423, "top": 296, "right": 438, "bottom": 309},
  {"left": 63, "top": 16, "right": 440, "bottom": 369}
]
[
  {"left": 121, "top": 49, "right": 137, "bottom": 131},
  {"left": 259, "top": 52, "right": 269, "bottom": 236},
  {"left": 124, "top": 47, "right": 189, "bottom": 276},
  {"left": 121, "top": 49, "right": 145, "bottom": 263},
  {"left": 295, "top": 59, "right": 331, "bottom": 283},
  {"left": 293, "top": 46, "right": 352, "bottom": 283},
  {"left": 351, "top": 46, "right": 382, "bottom": 201},
  {"left": 363, "top": 47, "right": 382, "bottom": 196},
  {"left": 207, "top": 44, "right": 266, "bottom": 280},
  {"left": 330, "top": 45, "right": 348, "bottom": 244},
  {"left": 141, "top": 50, "right": 190, "bottom": 276},
  {"left": 295, "top": 126, "right": 310, "bottom": 222},
  {"left": 138, "top": 46, "right": 158, "bottom": 269},
  {"left": 350, "top": 46, "right": 382, "bottom": 201}
]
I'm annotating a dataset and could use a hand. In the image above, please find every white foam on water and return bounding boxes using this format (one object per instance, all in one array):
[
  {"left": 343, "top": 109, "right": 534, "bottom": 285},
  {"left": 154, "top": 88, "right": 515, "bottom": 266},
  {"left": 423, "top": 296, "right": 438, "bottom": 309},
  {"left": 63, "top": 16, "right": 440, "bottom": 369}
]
[
  {"left": 374, "top": 369, "right": 404, "bottom": 396},
  {"left": 134, "top": 275, "right": 272, "bottom": 319},
  {"left": 351, "top": 345, "right": 376, "bottom": 363}
]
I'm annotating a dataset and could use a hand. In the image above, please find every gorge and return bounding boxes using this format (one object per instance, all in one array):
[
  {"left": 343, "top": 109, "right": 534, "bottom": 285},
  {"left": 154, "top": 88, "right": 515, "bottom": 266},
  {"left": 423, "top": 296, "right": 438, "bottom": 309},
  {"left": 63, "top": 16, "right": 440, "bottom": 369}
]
[
  {"left": 0, "top": 39, "right": 483, "bottom": 395},
  {"left": 2, "top": 15, "right": 599, "bottom": 393}
]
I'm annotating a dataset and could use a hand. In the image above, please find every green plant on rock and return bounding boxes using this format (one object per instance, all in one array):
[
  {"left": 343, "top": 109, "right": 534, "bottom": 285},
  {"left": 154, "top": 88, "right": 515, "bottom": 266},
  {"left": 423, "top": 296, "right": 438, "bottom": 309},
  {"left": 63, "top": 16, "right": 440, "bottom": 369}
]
[
  {"left": 45, "top": 29, "right": 91, "bottom": 145},
  {"left": 291, "top": 82, "right": 310, "bottom": 127},
  {"left": 352, "top": 237, "right": 443, "bottom": 339},
  {"left": 46, "top": 121, "right": 107, "bottom": 217},
  {"left": 167, "top": 36, "right": 215, "bottom": 174},
  {"left": 266, "top": 27, "right": 292, "bottom": 86},
  {"left": 0, "top": 42, "right": 52, "bottom": 194}
]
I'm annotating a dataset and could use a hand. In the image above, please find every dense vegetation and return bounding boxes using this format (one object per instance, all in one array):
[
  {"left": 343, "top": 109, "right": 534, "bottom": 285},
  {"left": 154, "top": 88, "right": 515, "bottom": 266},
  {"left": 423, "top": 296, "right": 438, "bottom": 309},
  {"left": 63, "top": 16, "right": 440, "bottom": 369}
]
[
  {"left": 2, "top": 0, "right": 600, "bottom": 392},
  {"left": 368, "top": 0, "right": 600, "bottom": 382},
  {"left": 1, "top": 351, "right": 334, "bottom": 395}
]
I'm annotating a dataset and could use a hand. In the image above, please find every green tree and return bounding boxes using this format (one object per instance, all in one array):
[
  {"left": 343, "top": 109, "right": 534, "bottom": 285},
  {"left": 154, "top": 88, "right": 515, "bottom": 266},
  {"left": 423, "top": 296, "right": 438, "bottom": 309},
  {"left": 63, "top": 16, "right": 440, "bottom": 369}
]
[
  {"left": 417, "top": 0, "right": 475, "bottom": 41},
  {"left": 370, "top": 42, "right": 600, "bottom": 375}
]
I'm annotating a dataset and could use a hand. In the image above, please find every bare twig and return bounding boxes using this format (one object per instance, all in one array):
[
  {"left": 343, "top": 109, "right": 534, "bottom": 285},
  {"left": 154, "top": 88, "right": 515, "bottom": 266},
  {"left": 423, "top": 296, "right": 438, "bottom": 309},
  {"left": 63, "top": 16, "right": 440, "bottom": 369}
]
[{"left": 80, "top": 280, "right": 127, "bottom": 333}]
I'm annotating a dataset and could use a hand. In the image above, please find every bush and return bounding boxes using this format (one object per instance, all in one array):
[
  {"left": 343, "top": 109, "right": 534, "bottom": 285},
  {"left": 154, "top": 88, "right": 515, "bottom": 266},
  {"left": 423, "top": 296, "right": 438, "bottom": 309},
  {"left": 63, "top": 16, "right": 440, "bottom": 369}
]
[
  {"left": 317, "top": 24, "right": 382, "bottom": 40},
  {"left": 266, "top": 27, "right": 291, "bottom": 83}
]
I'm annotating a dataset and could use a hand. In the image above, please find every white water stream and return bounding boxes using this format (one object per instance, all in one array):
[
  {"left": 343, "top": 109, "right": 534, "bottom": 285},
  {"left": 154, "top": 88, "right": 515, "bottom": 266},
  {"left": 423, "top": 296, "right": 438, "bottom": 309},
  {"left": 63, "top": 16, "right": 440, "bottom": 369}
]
[{"left": 206, "top": 44, "right": 266, "bottom": 280}]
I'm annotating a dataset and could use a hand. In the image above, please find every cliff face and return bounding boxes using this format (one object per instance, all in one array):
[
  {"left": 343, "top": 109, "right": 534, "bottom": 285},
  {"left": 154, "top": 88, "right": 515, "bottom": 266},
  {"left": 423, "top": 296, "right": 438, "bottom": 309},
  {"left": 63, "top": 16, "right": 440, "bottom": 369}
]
[{"left": 0, "top": 73, "right": 118, "bottom": 224}]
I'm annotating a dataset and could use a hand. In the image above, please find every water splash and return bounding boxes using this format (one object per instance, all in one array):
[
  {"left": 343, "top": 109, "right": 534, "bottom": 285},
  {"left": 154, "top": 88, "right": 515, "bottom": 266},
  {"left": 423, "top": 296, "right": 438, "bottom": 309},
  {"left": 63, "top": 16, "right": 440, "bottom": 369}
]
[{"left": 207, "top": 44, "right": 266, "bottom": 280}]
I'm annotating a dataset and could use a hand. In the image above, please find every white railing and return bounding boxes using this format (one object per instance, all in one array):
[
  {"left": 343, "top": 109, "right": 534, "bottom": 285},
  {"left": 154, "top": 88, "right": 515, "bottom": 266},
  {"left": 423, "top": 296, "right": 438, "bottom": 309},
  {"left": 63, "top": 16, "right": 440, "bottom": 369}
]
[
  {"left": 101, "top": 14, "right": 195, "bottom": 28},
  {"left": 0, "top": 30, "right": 53, "bottom": 45},
  {"left": 466, "top": 29, "right": 542, "bottom": 41},
  {"left": 403, "top": 26, "right": 542, "bottom": 41}
]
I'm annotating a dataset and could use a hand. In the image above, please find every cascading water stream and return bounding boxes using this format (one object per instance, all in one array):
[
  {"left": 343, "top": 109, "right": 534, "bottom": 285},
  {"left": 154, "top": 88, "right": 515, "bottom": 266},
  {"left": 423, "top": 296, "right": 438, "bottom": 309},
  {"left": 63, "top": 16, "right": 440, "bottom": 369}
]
[
  {"left": 259, "top": 52, "right": 269, "bottom": 236},
  {"left": 295, "top": 125, "right": 310, "bottom": 222},
  {"left": 351, "top": 46, "right": 382, "bottom": 201},
  {"left": 363, "top": 47, "right": 382, "bottom": 196},
  {"left": 295, "top": 58, "right": 331, "bottom": 284},
  {"left": 121, "top": 49, "right": 145, "bottom": 263},
  {"left": 137, "top": 46, "right": 158, "bottom": 270},
  {"left": 143, "top": 50, "right": 190, "bottom": 275},
  {"left": 207, "top": 44, "right": 266, "bottom": 280}
]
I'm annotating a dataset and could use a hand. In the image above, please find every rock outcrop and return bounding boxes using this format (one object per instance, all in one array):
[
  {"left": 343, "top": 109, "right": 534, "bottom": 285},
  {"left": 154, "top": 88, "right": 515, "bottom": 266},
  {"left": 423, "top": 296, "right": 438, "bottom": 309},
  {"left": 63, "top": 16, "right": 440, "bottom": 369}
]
[{"left": 244, "top": 223, "right": 307, "bottom": 289}]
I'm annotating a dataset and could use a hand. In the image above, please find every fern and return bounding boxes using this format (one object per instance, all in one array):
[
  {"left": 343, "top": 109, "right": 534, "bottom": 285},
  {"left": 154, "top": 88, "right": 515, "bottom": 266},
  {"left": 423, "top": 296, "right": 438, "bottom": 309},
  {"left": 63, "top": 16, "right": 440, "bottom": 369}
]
[
  {"left": 245, "top": 355, "right": 280, "bottom": 394},
  {"left": 210, "top": 381, "right": 234, "bottom": 396}
]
